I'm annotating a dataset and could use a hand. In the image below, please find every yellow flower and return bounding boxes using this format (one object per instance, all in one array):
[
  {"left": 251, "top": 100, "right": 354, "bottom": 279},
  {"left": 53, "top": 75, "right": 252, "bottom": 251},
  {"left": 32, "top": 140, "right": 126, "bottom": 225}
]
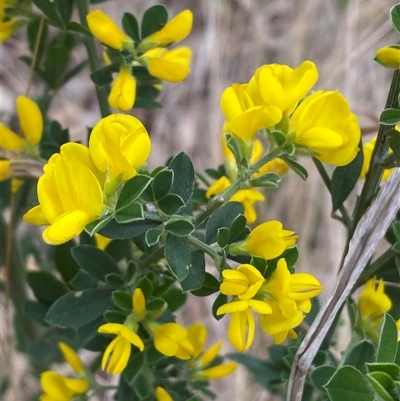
[
  {"left": 205, "top": 175, "right": 231, "bottom": 199},
  {"left": 358, "top": 277, "right": 392, "bottom": 320},
  {"left": 187, "top": 323, "right": 237, "bottom": 380},
  {"left": 141, "top": 47, "right": 192, "bottom": 82},
  {"left": 89, "top": 114, "right": 151, "bottom": 190},
  {"left": 0, "top": 160, "right": 12, "bottom": 181},
  {"left": 375, "top": 46, "right": 400, "bottom": 69},
  {"left": 221, "top": 83, "right": 282, "bottom": 143},
  {"left": 108, "top": 66, "right": 136, "bottom": 111},
  {"left": 247, "top": 60, "right": 319, "bottom": 114},
  {"left": 359, "top": 136, "right": 393, "bottom": 180},
  {"left": 86, "top": 10, "right": 131, "bottom": 50},
  {"left": 290, "top": 90, "right": 361, "bottom": 166},
  {"left": 152, "top": 322, "right": 194, "bottom": 360},
  {"left": 133, "top": 287, "right": 146, "bottom": 320},
  {"left": 39, "top": 342, "right": 88, "bottom": 401},
  {"left": 23, "top": 143, "right": 104, "bottom": 245},
  {"left": 39, "top": 372, "right": 88, "bottom": 401},
  {"left": 98, "top": 323, "right": 145, "bottom": 374},
  {"left": 1, "top": 95, "right": 43, "bottom": 154},
  {"left": 155, "top": 387, "right": 173, "bottom": 401},
  {"left": 144, "top": 10, "right": 193, "bottom": 45},
  {"left": 94, "top": 233, "right": 112, "bottom": 250},
  {"left": 0, "top": 0, "right": 26, "bottom": 43},
  {"left": 238, "top": 220, "right": 297, "bottom": 260},
  {"left": 220, "top": 264, "right": 265, "bottom": 300}
]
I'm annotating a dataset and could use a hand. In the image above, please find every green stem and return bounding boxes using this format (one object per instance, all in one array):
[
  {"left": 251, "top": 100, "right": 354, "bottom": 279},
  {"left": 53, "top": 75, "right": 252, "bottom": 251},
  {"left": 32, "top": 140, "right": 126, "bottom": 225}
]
[
  {"left": 249, "top": 147, "right": 285, "bottom": 174},
  {"left": 76, "top": 0, "right": 111, "bottom": 118},
  {"left": 312, "top": 158, "right": 352, "bottom": 227},
  {"left": 186, "top": 234, "right": 222, "bottom": 267}
]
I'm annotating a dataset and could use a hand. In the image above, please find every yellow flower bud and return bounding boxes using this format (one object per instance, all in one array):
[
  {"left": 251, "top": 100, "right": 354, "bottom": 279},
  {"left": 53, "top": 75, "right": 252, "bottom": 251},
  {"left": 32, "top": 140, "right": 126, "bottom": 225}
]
[
  {"left": 87, "top": 10, "right": 131, "bottom": 50},
  {"left": 155, "top": 387, "right": 173, "bottom": 401},
  {"left": 108, "top": 67, "right": 136, "bottom": 111},
  {"left": 375, "top": 46, "right": 400, "bottom": 69}
]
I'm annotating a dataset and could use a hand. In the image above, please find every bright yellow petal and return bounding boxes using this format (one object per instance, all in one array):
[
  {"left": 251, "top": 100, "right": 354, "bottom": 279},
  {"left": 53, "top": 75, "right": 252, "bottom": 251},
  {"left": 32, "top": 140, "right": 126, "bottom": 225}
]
[
  {"left": 98, "top": 323, "right": 123, "bottom": 335},
  {"left": 109, "top": 67, "right": 136, "bottom": 111},
  {"left": 40, "top": 371, "right": 75, "bottom": 401},
  {"left": 155, "top": 387, "right": 173, "bottom": 401},
  {"left": 120, "top": 325, "right": 144, "bottom": 351},
  {"left": 133, "top": 288, "right": 146, "bottom": 319},
  {"left": 87, "top": 10, "right": 130, "bottom": 50},
  {"left": 17, "top": 96, "right": 43, "bottom": 144},
  {"left": 206, "top": 176, "right": 231, "bottom": 199},
  {"left": 290, "top": 273, "right": 324, "bottom": 300},
  {"left": 187, "top": 323, "right": 207, "bottom": 358},
  {"left": 145, "top": 10, "right": 193, "bottom": 45},
  {"left": 0, "top": 160, "right": 12, "bottom": 181},
  {"left": 0, "top": 122, "right": 24, "bottom": 151},
  {"left": 201, "top": 363, "right": 237, "bottom": 380},
  {"left": 23, "top": 205, "right": 49, "bottom": 226},
  {"left": 199, "top": 340, "right": 222, "bottom": 367},
  {"left": 375, "top": 46, "right": 400, "bottom": 68},
  {"left": 58, "top": 342, "right": 84, "bottom": 374}
]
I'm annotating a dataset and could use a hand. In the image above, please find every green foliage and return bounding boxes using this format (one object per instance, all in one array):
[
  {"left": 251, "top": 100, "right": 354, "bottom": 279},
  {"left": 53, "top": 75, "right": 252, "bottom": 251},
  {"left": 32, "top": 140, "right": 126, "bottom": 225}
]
[
  {"left": 380, "top": 108, "right": 400, "bottom": 125},
  {"left": 141, "top": 5, "right": 168, "bottom": 39}
]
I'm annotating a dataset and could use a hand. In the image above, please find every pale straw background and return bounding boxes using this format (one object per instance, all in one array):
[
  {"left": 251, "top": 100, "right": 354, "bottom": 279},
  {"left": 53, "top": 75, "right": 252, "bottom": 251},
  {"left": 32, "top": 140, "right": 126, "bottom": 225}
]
[{"left": 0, "top": 0, "right": 397, "bottom": 399}]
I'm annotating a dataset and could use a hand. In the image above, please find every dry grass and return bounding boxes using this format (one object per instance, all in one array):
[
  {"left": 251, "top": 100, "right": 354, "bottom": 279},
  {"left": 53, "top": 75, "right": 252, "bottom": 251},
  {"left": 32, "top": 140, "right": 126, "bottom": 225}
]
[{"left": 0, "top": 0, "right": 398, "bottom": 399}]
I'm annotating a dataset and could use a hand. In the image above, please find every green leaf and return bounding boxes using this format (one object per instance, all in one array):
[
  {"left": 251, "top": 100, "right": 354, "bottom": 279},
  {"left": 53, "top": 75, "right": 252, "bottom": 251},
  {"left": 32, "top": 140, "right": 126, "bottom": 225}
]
[
  {"left": 136, "top": 84, "right": 160, "bottom": 99},
  {"left": 379, "top": 108, "right": 400, "bottom": 125},
  {"left": 165, "top": 234, "right": 190, "bottom": 281},
  {"left": 133, "top": 97, "right": 162, "bottom": 110},
  {"left": 104, "top": 310, "right": 127, "bottom": 324},
  {"left": 229, "top": 214, "right": 247, "bottom": 243},
  {"left": 71, "top": 245, "right": 120, "bottom": 282},
  {"left": 124, "top": 351, "right": 145, "bottom": 384},
  {"left": 45, "top": 289, "right": 112, "bottom": 327},
  {"left": 32, "top": 0, "right": 63, "bottom": 27},
  {"left": 331, "top": 139, "right": 364, "bottom": 211},
  {"left": 43, "top": 46, "right": 70, "bottom": 89},
  {"left": 391, "top": 4, "right": 400, "bottom": 36},
  {"left": 99, "top": 219, "right": 161, "bottom": 240},
  {"left": 181, "top": 251, "right": 205, "bottom": 292},
  {"left": 69, "top": 270, "right": 97, "bottom": 291},
  {"left": 162, "top": 288, "right": 186, "bottom": 312},
  {"left": 54, "top": 0, "right": 73, "bottom": 25},
  {"left": 388, "top": 129, "right": 400, "bottom": 165},
  {"left": 191, "top": 272, "right": 220, "bottom": 297},
  {"left": 212, "top": 293, "right": 227, "bottom": 321},
  {"left": 116, "top": 175, "right": 152, "bottom": 211},
  {"left": 25, "top": 301, "right": 49, "bottom": 326},
  {"left": 281, "top": 155, "right": 308, "bottom": 180},
  {"left": 66, "top": 22, "right": 91, "bottom": 36},
  {"left": 366, "top": 363, "right": 400, "bottom": 380},
  {"left": 377, "top": 314, "right": 398, "bottom": 363},
  {"left": 325, "top": 366, "right": 374, "bottom": 401},
  {"left": 90, "top": 63, "right": 118, "bottom": 87},
  {"left": 122, "top": 12, "right": 140, "bottom": 42},
  {"left": 113, "top": 290, "right": 132, "bottom": 310},
  {"left": 133, "top": 371, "right": 150, "bottom": 399},
  {"left": 54, "top": 241, "right": 80, "bottom": 282},
  {"left": 366, "top": 372, "right": 397, "bottom": 401},
  {"left": 217, "top": 227, "right": 230, "bottom": 248},
  {"left": 85, "top": 215, "right": 113, "bottom": 236},
  {"left": 310, "top": 365, "right": 337, "bottom": 391},
  {"left": 157, "top": 193, "right": 185, "bottom": 215},
  {"left": 115, "top": 203, "right": 144, "bottom": 224},
  {"left": 226, "top": 135, "right": 244, "bottom": 164},
  {"left": 145, "top": 228, "right": 163, "bottom": 246},
  {"left": 343, "top": 340, "right": 375, "bottom": 373},
  {"left": 165, "top": 219, "right": 195, "bottom": 237},
  {"left": 153, "top": 169, "right": 174, "bottom": 200},
  {"left": 206, "top": 201, "right": 244, "bottom": 244},
  {"left": 27, "top": 272, "right": 68, "bottom": 305},
  {"left": 168, "top": 152, "right": 195, "bottom": 204},
  {"left": 250, "top": 172, "right": 281, "bottom": 188},
  {"left": 118, "top": 375, "right": 137, "bottom": 401},
  {"left": 106, "top": 273, "right": 125, "bottom": 288},
  {"left": 141, "top": 5, "right": 168, "bottom": 39}
]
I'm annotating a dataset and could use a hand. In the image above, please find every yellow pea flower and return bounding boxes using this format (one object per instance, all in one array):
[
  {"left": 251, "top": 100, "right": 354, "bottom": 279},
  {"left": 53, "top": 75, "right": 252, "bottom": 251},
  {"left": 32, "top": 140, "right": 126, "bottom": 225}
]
[
  {"left": 94, "top": 233, "right": 112, "bottom": 250},
  {"left": 237, "top": 220, "right": 297, "bottom": 260},
  {"left": 108, "top": 66, "right": 136, "bottom": 111},
  {"left": 221, "top": 83, "right": 282, "bottom": 143},
  {"left": 155, "top": 387, "right": 173, "bottom": 401},
  {"left": 23, "top": 143, "right": 104, "bottom": 245},
  {"left": 187, "top": 323, "right": 237, "bottom": 380},
  {"left": 205, "top": 175, "right": 265, "bottom": 224},
  {"left": 375, "top": 46, "right": 400, "bottom": 69},
  {"left": 39, "top": 342, "right": 88, "bottom": 401},
  {"left": 1, "top": 95, "right": 43, "bottom": 155},
  {"left": 290, "top": 90, "right": 361, "bottom": 166},
  {"left": 144, "top": 10, "right": 193, "bottom": 45},
  {"left": 98, "top": 323, "right": 145, "bottom": 374},
  {"left": 359, "top": 136, "right": 393, "bottom": 180},
  {"left": 220, "top": 264, "right": 265, "bottom": 300},
  {"left": 152, "top": 322, "right": 194, "bottom": 360},
  {"left": 141, "top": 47, "right": 192, "bottom": 82},
  {"left": 0, "top": 160, "right": 12, "bottom": 181},
  {"left": 86, "top": 10, "right": 132, "bottom": 50},
  {"left": 358, "top": 277, "right": 392, "bottom": 320},
  {"left": 0, "top": 0, "right": 26, "bottom": 43},
  {"left": 247, "top": 60, "right": 318, "bottom": 114},
  {"left": 89, "top": 114, "right": 151, "bottom": 191},
  {"left": 133, "top": 287, "right": 146, "bottom": 320}
]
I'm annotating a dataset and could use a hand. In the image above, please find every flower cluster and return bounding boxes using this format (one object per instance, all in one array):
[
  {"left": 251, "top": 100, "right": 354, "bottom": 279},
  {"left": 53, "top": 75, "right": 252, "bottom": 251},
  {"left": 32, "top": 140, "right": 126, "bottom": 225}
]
[
  {"left": 218, "top": 260, "right": 323, "bottom": 351},
  {"left": 87, "top": 9, "right": 193, "bottom": 111},
  {"left": 40, "top": 342, "right": 88, "bottom": 401},
  {"left": 0, "top": 0, "right": 28, "bottom": 43},
  {"left": 23, "top": 114, "right": 151, "bottom": 244}
]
